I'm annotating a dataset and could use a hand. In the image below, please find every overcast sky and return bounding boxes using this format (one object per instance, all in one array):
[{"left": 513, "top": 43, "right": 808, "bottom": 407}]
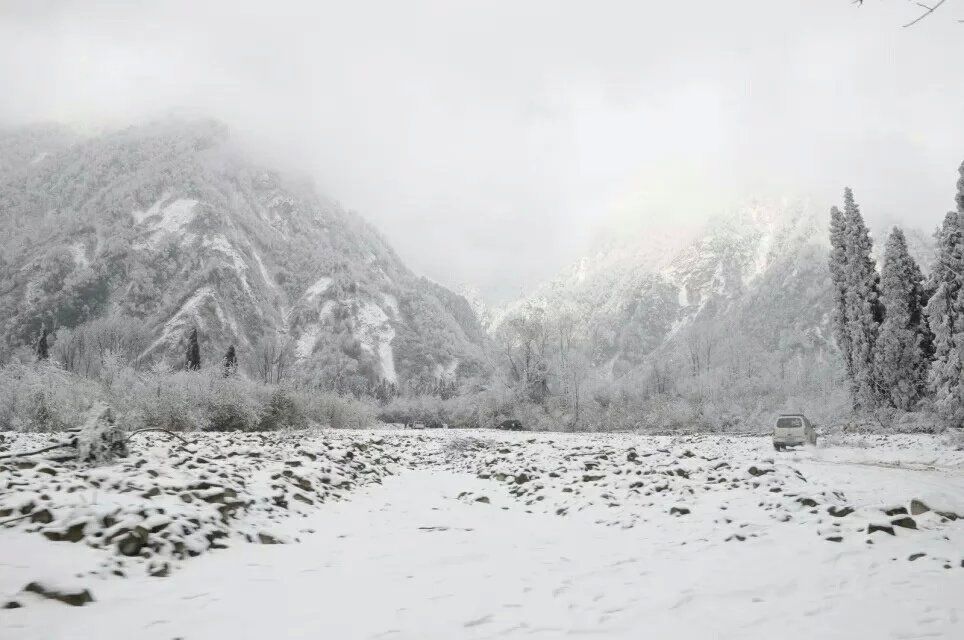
[{"left": 1, "top": 0, "right": 962, "bottom": 302}]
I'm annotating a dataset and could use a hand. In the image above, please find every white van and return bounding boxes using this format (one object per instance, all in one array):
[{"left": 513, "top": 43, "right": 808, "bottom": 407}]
[{"left": 772, "top": 414, "right": 817, "bottom": 450}]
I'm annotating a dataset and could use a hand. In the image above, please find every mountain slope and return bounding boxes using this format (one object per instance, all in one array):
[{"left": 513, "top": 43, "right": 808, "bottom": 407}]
[
  {"left": 492, "top": 198, "right": 931, "bottom": 380},
  {"left": 0, "top": 119, "right": 488, "bottom": 392}
]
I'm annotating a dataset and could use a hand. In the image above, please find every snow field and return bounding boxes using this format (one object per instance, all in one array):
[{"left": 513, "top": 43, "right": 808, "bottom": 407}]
[{"left": 1, "top": 430, "right": 961, "bottom": 639}]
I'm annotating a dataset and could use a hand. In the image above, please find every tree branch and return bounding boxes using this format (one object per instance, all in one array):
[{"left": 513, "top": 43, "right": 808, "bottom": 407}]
[
  {"left": 854, "top": 0, "right": 956, "bottom": 26},
  {"left": 0, "top": 443, "right": 73, "bottom": 460},
  {"left": 903, "top": 0, "right": 947, "bottom": 27},
  {"left": 125, "top": 428, "right": 191, "bottom": 445}
]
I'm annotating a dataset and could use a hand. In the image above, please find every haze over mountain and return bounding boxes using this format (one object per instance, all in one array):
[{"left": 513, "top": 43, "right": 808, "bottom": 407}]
[
  {"left": 488, "top": 197, "right": 938, "bottom": 380},
  {"left": 0, "top": 120, "right": 489, "bottom": 392},
  {"left": 2, "top": 1, "right": 962, "bottom": 303},
  {"left": 1, "top": 117, "right": 948, "bottom": 403}
]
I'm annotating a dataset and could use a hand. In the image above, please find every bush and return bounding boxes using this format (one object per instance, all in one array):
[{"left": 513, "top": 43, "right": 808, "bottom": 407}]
[
  {"left": 259, "top": 389, "right": 308, "bottom": 431},
  {"left": 0, "top": 362, "right": 102, "bottom": 431},
  {"left": 302, "top": 392, "right": 375, "bottom": 430},
  {"left": 207, "top": 400, "right": 257, "bottom": 432}
]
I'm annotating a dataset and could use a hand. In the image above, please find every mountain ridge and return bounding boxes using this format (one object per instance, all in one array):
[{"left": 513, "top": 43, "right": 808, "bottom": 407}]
[
  {"left": 0, "top": 119, "right": 490, "bottom": 393},
  {"left": 486, "top": 196, "right": 936, "bottom": 380}
]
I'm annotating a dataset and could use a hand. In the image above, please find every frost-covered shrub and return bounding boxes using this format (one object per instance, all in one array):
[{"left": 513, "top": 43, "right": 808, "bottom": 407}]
[
  {"left": 207, "top": 400, "right": 257, "bottom": 432},
  {"left": 204, "top": 375, "right": 261, "bottom": 431},
  {"left": 75, "top": 403, "right": 129, "bottom": 465},
  {"left": 116, "top": 368, "right": 212, "bottom": 432},
  {"left": 377, "top": 389, "right": 514, "bottom": 430},
  {"left": 302, "top": 392, "right": 375, "bottom": 430},
  {"left": 259, "top": 388, "right": 308, "bottom": 431},
  {"left": 0, "top": 362, "right": 101, "bottom": 431}
]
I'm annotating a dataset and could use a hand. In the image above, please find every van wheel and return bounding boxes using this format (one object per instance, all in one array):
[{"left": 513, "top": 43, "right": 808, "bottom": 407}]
[{"left": 773, "top": 443, "right": 783, "bottom": 451}]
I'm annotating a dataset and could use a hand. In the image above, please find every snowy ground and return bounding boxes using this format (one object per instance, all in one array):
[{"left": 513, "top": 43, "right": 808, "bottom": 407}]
[{"left": 1, "top": 429, "right": 963, "bottom": 639}]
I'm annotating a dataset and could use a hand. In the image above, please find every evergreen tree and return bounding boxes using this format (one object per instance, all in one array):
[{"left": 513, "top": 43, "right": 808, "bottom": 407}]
[
  {"left": 829, "top": 206, "right": 852, "bottom": 378},
  {"left": 35, "top": 328, "right": 49, "bottom": 361},
  {"left": 956, "top": 160, "right": 964, "bottom": 214},
  {"left": 842, "top": 187, "right": 882, "bottom": 409},
  {"left": 924, "top": 211, "right": 964, "bottom": 425},
  {"left": 223, "top": 344, "right": 237, "bottom": 377},
  {"left": 186, "top": 328, "right": 201, "bottom": 371},
  {"left": 874, "top": 228, "right": 927, "bottom": 410}
]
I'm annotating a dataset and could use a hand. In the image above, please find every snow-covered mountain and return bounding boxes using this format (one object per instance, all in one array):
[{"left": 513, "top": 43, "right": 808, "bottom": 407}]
[
  {"left": 491, "top": 197, "right": 925, "bottom": 377},
  {"left": 0, "top": 119, "right": 489, "bottom": 391}
]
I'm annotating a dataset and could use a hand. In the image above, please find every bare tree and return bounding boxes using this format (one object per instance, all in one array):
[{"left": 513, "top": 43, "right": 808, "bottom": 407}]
[{"left": 251, "top": 334, "right": 295, "bottom": 384}]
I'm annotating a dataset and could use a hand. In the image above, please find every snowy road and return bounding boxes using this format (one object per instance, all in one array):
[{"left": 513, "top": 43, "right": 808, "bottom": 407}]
[{"left": 3, "top": 448, "right": 963, "bottom": 640}]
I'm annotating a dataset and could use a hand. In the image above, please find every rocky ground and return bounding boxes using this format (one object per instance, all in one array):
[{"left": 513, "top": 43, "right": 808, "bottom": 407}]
[
  {"left": 1, "top": 429, "right": 962, "bottom": 639},
  {"left": 0, "top": 431, "right": 400, "bottom": 585}
]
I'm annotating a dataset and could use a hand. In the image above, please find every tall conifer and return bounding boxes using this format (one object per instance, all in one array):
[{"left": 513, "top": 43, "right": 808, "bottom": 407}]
[
  {"left": 186, "top": 328, "right": 201, "bottom": 371},
  {"left": 874, "top": 228, "right": 927, "bottom": 410},
  {"left": 842, "top": 188, "right": 881, "bottom": 409}
]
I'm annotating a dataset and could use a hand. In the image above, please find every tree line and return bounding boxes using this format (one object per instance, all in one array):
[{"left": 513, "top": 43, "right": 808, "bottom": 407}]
[{"left": 830, "top": 161, "right": 964, "bottom": 426}]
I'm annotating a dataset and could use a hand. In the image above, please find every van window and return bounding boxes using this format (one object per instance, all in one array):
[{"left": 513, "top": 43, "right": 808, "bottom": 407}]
[{"left": 777, "top": 417, "right": 802, "bottom": 429}]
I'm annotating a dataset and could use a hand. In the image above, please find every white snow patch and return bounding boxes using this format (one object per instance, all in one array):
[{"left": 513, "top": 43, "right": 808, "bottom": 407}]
[
  {"left": 296, "top": 324, "right": 321, "bottom": 359},
  {"left": 132, "top": 198, "right": 200, "bottom": 247},
  {"left": 381, "top": 293, "right": 400, "bottom": 317},
  {"left": 251, "top": 248, "right": 275, "bottom": 291},
  {"left": 304, "top": 277, "right": 333, "bottom": 301},
  {"left": 22, "top": 279, "right": 42, "bottom": 308},
  {"left": 131, "top": 199, "right": 164, "bottom": 225},
  {"left": 294, "top": 302, "right": 335, "bottom": 359},
  {"left": 154, "top": 199, "right": 199, "bottom": 234},
  {"left": 434, "top": 358, "right": 459, "bottom": 381},
  {"left": 165, "top": 286, "right": 214, "bottom": 328},
  {"left": 201, "top": 235, "right": 254, "bottom": 299},
  {"left": 143, "top": 287, "right": 239, "bottom": 356},
  {"left": 356, "top": 302, "right": 396, "bottom": 383},
  {"left": 69, "top": 243, "right": 89, "bottom": 269}
]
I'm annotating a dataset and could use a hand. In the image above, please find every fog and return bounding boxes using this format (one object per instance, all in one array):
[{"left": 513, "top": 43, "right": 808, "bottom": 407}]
[{"left": 2, "top": 0, "right": 962, "bottom": 302}]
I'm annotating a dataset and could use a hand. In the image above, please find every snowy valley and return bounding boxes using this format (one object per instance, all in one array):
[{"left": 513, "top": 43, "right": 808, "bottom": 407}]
[{"left": 2, "top": 0, "right": 964, "bottom": 637}]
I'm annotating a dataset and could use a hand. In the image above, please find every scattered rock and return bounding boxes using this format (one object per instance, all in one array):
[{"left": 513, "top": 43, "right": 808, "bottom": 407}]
[
  {"left": 43, "top": 522, "right": 86, "bottom": 543},
  {"left": 29, "top": 508, "right": 53, "bottom": 524},
  {"left": 23, "top": 582, "right": 94, "bottom": 607},
  {"left": 747, "top": 466, "right": 773, "bottom": 477},
  {"left": 117, "top": 534, "right": 145, "bottom": 557},
  {"left": 670, "top": 506, "right": 691, "bottom": 516},
  {"left": 891, "top": 517, "right": 917, "bottom": 530},
  {"left": 258, "top": 532, "right": 281, "bottom": 545},
  {"left": 828, "top": 506, "right": 854, "bottom": 518},
  {"left": 867, "top": 524, "right": 895, "bottom": 536},
  {"left": 909, "top": 499, "right": 930, "bottom": 515},
  {"left": 908, "top": 553, "right": 926, "bottom": 561}
]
